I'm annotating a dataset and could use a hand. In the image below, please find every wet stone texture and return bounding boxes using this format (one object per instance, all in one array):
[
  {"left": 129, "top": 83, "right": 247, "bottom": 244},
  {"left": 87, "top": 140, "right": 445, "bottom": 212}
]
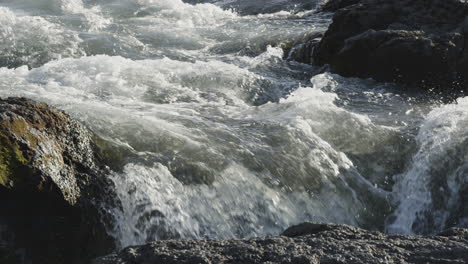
[
  {"left": 308, "top": 0, "right": 468, "bottom": 96},
  {"left": 94, "top": 222, "right": 468, "bottom": 264},
  {"left": 0, "top": 97, "right": 116, "bottom": 264}
]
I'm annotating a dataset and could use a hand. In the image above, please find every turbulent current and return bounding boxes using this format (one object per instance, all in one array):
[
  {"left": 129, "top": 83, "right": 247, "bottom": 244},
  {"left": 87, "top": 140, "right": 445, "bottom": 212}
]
[{"left": 0, "top": 0, "right": 467, "bottom": 248}]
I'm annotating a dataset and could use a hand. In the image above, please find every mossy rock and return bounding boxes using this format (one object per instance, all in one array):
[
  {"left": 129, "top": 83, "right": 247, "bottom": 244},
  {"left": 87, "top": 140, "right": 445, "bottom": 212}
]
[
  {"left": 0, "top": 97, "right": 116, "bottom": 264},
  {"left": 0, "top": 123, "right": 39, "bottom": 190}
]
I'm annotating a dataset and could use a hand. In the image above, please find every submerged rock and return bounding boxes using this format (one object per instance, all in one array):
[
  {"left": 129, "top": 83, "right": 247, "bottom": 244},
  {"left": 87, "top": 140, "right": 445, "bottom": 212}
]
[
  {"left": 0, "top": 98, "right": 115, "bottom": 264},
  {"left": 310, "top": 0, "right": 468, "bottom": 96},
  {"left": 93, "top": 222, "right": 468, "bottom": 264},
  {"left": 285, "top": 32, "right": 323, "bottom": 64}
]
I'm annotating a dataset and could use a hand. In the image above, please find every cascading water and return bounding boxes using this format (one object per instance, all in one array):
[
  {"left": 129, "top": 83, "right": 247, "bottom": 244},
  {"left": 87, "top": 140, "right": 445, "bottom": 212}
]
[
  {"left": 0, "top": 0, "right": 466, "bottom": 248},
  {"left": 386, "top": 97, "right": 468, "bottom": 235}
]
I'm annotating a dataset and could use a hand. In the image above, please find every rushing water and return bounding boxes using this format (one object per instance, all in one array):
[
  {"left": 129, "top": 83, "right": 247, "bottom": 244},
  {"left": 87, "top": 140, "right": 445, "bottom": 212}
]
[{"left": 0, "top": 0, "right": 466, "bottom": 248}]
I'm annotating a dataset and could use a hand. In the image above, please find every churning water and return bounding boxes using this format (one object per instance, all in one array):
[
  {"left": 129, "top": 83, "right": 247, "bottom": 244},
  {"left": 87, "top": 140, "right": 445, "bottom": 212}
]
[{"left": 0, "top": 0, "right": 466, "bottom": 248}]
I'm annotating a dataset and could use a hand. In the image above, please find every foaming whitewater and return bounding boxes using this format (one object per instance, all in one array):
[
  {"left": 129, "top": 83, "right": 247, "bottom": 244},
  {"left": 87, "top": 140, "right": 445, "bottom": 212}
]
[
  {"left": 0, "top": 6, "right": 83, "bottom": 68},
  {"left": 387, "top": 97, "right": 468, "bottom": 235},
  {"left": 0, "top": 0, "right": 466, "bottom": 248}
]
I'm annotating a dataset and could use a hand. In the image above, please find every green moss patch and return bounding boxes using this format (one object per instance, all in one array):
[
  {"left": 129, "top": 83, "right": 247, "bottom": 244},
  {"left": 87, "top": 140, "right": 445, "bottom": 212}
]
[{"left": 0, "top": 133, "right": 31, "bottom": 188}]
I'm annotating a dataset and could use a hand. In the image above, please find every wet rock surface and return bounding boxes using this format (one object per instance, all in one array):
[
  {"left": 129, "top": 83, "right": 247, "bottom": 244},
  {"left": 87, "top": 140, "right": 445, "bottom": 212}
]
[
  {"left": 320, "top": 0, "right": 361, "bottom": 12},
  {"left": 311, "top": 0, "right": 468, "bottom": 96},
  {"left": 285, "top": 32, "right": 323, "bottom": 64},
  {"left": 0, "top": 97, "right": 115, "bottom": 264},
  {"left": 93, "top": 222, "right": 468, "bottom": 264}
]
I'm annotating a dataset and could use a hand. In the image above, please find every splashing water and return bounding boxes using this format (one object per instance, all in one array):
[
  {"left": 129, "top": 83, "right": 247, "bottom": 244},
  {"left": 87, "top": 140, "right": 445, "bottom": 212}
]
[
  {"left": 0, "top": 0, "right": 466, "bottom": 248},
  {"left": 387, "top": 97, "right": 468, "bottom": 235}
]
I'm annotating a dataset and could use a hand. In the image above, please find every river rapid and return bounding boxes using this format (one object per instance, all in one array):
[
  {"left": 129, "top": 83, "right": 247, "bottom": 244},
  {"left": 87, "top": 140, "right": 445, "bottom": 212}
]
[{"left": 0, "top": 0, "right": 466, "bottom": 248}]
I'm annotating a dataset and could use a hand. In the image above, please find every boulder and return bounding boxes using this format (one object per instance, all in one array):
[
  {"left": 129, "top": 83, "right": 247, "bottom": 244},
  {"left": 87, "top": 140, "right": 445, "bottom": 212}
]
[
  {"left": 312, "top": 0, "right": 468, "bottom": 96},
  {"left": 0, "top": 97, "right": 116, "bottom": 264},
  {"left": 93, "top": 222, "right": 468, "bottom": 264}
]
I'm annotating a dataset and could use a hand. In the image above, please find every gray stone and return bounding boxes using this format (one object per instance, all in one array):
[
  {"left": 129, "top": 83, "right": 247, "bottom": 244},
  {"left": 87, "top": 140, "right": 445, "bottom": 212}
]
[{"left": 93, "top": 222, "right": 468, "bottom": 264}]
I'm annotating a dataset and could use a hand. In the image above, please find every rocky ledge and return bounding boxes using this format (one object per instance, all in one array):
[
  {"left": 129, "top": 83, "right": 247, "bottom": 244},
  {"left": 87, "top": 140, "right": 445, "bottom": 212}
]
[
  {"left": 94, "top": 222, "right": 468, "bottom": 264},
  {"left": 0, "top": 98, "right": 116, "bottom": 264},
  {"left": 307, "top": 0, "right": 468, "bottom": 96}
]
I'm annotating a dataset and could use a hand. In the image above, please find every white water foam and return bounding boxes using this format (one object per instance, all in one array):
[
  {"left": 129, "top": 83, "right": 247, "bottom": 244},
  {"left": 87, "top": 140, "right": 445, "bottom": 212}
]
[
  {"left": 0, "top": 0, "right": 465, "bottom": 248},
  {"left": 387, "top": 97, "right": 468, "bottom": 234},
  {"left": 0, "top": 53, "right": 399, "bottom": 246}
]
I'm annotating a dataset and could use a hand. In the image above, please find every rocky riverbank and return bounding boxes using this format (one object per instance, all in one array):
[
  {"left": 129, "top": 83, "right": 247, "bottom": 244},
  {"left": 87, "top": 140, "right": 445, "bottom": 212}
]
[{"left": 93, "top": 222, "right": 468, "bottom": 264}]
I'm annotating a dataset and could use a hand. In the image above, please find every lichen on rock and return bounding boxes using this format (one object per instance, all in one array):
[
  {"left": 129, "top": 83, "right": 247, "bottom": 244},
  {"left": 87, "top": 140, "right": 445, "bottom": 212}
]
[
  {"left": 0, "top": 97, "right": 116, "bottom": 264},
  {"left": 0, "top": 132, "right": 30, "bottom": 188}
]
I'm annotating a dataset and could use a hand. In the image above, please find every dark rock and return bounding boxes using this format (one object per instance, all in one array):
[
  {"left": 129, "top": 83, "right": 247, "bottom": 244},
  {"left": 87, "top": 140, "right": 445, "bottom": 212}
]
[
  {"left": 282, "top": 222, "right": 339, "bottom": 237},
  {"left": 320, "top": 0, "right": 361, "bottom": 12},
  {"left": 285, "top": 32, "right": 323, "bottom": 64},
  {"left": 93, "top": 222, "right": 468, "bottom": 264},
  {"left": 313, "top": 0, "right": 468, "bottom": 96},
  {"left": 0, "top": 97, "right": 116, "bottom": 264}
]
